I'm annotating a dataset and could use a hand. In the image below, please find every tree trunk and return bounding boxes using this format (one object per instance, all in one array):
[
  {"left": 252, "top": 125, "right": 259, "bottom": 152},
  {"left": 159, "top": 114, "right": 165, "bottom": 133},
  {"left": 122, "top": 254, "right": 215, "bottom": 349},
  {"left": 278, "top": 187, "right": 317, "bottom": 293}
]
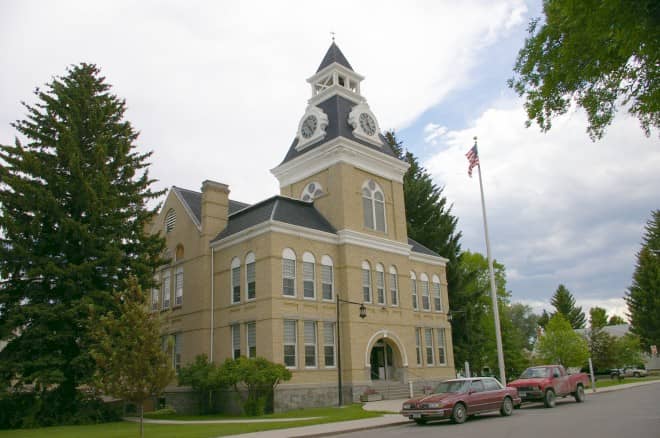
[{"left": 139, "top": 402, "right": 144, "bottom": 438}]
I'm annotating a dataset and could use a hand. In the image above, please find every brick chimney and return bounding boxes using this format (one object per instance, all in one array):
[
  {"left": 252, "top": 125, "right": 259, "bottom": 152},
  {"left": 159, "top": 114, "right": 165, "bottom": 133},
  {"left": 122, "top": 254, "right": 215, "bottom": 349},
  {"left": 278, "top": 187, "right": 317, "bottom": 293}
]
[{"left": 200, "top": 180, "right": 229, "bottom": 246}]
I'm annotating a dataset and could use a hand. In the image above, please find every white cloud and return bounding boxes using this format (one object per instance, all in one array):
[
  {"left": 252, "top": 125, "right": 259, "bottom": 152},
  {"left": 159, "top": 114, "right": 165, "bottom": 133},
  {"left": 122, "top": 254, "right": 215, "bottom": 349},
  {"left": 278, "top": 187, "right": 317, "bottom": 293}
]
[
  {"left": 423, "top": 123, "right": 448, "bottom": 145},
  {"left": 424, "top": 98, "right": 659, "bottom": 308}
]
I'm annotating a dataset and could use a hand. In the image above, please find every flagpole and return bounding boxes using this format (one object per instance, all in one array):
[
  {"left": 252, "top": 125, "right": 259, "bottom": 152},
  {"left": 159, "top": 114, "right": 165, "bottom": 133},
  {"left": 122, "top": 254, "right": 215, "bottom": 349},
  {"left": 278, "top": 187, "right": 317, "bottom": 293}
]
[{"left": 473, "top": 137, "right": 506, "bottom": 386}]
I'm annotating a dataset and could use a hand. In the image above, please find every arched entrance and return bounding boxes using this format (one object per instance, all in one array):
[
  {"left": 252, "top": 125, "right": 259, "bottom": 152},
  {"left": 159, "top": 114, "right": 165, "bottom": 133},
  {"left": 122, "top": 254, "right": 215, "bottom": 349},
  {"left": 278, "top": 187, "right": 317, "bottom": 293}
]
[
  {"left": 365, "top": 330, "right": 407, "bottom": 382},
  {"left": 370, "top": 340, "right": 395, "bottom": 380}
]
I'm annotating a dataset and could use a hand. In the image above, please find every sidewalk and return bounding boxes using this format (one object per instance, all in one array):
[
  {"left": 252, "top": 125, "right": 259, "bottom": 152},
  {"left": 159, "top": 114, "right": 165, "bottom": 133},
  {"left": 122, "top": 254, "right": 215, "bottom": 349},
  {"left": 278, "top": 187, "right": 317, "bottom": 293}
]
[{"left": 129, "top": 379, "right": 660, "bottom": 437}]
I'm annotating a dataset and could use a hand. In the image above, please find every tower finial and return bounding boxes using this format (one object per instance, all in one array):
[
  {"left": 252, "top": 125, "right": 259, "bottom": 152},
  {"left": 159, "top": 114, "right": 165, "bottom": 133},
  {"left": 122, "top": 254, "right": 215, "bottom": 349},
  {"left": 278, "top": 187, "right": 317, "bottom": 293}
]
[
  {"left": 473, "top": 136, "right": 478, "bottom": 146},
  {"left": 330, "top": 31, "right": 336, "bottom": 42}
]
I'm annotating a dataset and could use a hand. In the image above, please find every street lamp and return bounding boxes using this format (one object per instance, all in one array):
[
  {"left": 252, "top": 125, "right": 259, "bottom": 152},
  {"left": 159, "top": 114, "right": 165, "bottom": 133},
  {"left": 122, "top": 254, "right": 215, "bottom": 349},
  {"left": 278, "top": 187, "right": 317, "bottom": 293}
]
[{"left": 336, "top": 295, "right": 366, "bottom": 406}]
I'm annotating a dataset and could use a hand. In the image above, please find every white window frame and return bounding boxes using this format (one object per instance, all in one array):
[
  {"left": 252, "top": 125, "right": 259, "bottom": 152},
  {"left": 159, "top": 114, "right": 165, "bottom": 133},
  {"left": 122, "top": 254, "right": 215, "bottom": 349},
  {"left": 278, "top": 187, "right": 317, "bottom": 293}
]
[
  {"left": 175, "top": 266, "right": 183, "bottom": 306},
  {"left": 410, "top": 272, "right": 418, "bottom": 311},
  {"left": 246, "top": 321, "right": 256, "bottom": 359},
  {"left": 321, "top": 255, "right": 334, "bottom": 301},
  {"left": 437, "top": 328, "right": 447, "bottom": 365},
  {"left": 425, "top": 328, "right": 435, "bottom": 366},
  {"left": 282, "top": 248, "right": 296, "bottom": 297},
  {"left": 283, "top": 319, "right": 297, "bottom": 368},
  {"left": 231, "top": 324, "right": 241, "bottom": 359},
  {"left": 420, "top": 273, "right": 430, "bottom": 311},
  {"left": 323, "top": 322, "right": 336, "bottom": 368},
  {"left": 432, "top": 275, "right": 442, "bottom": 312},
  {"left": 362, "top": 261, "right": 372, "bottom": 303},
  {"left": 231, "top": 257, "right": 241, "bottom": 304},
  {"left": 246, "top": 252, "right": 256, "bottom": 301},
  {"left": 389, "top": 266, "right": 399, "bottom": 307},
  {"left": 361, "top": 180, "right": 386, "bottom": 232},
  {"left": 302, "top": 252, "right": 316, "bottom": 300},
  {"left": 375, "top": 264, "right": 385, "bottom": 305},
  {"left": 162, "top": 270, "right": 171, "bottom": 310},
  {"left": 304, "top": 320, "right": 317, "bottom": 368}
]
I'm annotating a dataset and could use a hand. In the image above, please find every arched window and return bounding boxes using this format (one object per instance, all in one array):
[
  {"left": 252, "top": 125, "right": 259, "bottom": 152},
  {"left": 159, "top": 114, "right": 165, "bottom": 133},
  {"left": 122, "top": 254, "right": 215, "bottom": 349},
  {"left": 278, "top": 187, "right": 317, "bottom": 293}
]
[
  {"left": 362, "top": 261, "right": 372, "bottom": 303},
  {"left": 420, "top": 273, "right": 430, "bottom": 311},
  {"left": 282, "top": 248, "right": 296, "bottom": 297},
  {"left": 175, "top": 244, "right": 185, "bottom": 261},
  {"left": 302, "top": 252, "right": 316, "bottom": 299},
  {"left": 389, "top": 266, "right": 399, "bottom": 306},
  {"left": 432, "top": 274, "right": 442, "bottom": 312},
  {"left": 165, "top": 208, "right": 176, "bottom": 233},
  {"left": 231, "top": 257, "right": 241, "bottom": 304},
  {"left": 362, "top": 180, "right": 386, "bottom": 232},
  {"left": 300, "top": 181, "right": 324, "bottom": 202},
  {"left": 321, "top": 255, "right": 334, "bottom": 301},
  {"left": 410, "top": 271, "right": 418, "bottom": 310},
  {"left": 246, "top": 252, "right": 256, "bottom": 301},
  {"left": 375, "top": 263, "right": 385, "bottom": 305}
]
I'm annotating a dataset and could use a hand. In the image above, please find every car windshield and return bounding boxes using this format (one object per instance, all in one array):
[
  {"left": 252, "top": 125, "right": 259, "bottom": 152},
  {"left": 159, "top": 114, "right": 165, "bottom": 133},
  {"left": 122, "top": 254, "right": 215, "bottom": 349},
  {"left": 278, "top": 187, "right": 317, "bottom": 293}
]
[
  {"left": 433, "top": 380, "right": 469, "bottom": 394},
  {"left": 520, "top": 367, "right": 550, "bottom": 378}
]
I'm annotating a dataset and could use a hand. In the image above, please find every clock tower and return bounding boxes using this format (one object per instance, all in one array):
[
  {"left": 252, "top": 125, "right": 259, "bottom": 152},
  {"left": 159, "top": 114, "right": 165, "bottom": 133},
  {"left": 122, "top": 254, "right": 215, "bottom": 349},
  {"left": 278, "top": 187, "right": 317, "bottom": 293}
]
[{"left": 271, "top": 42, "right": 409, "bottom": 244}]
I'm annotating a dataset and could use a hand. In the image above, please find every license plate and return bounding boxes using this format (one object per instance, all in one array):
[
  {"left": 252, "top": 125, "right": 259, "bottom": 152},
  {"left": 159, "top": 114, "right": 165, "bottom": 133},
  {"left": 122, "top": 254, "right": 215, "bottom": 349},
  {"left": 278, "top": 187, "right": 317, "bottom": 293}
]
[
  {"left": 519, "top": 391, "right": 526, "bottom": 397},
  {"left": 412, "top": 413, "right": 421, "bottom": 419}
]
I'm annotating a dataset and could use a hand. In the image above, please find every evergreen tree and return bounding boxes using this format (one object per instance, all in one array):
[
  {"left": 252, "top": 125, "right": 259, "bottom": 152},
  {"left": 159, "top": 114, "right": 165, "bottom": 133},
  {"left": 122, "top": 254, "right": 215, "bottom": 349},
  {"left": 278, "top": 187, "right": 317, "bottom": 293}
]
[
  {"left": 89, "top": 277, "right": 174, "bottom": 438},
  {"left": 625, "top": 210, "right": 660, "bottom": 350},
  {"left": 537, "top": 309, "right": 551, "bottom": 329},
  {"left": 589, "top": 306, "right": 608, "bottom": 329},
  {"left": 608, "top": 315, "right": 626, "bottom": 326},
  {"left": 0, "top": 64, "right": 166, "bottom": 415},
  {"left": 550, "top": 284, "right": 586, "bottom": 329}
]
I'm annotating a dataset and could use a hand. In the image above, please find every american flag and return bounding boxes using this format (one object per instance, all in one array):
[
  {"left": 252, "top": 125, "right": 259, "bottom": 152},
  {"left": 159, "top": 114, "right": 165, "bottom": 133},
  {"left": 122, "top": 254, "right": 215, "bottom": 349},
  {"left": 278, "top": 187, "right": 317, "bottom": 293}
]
[{"left": 466, "top": 145, "right": 479, "bottom": 177}]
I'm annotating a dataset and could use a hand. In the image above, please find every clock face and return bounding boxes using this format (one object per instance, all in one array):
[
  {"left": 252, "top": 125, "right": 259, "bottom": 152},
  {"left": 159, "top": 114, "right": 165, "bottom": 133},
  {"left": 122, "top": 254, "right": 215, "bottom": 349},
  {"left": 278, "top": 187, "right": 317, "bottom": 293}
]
[
  {"left": 301, "top": 115, "right": 318, "bottom": 139},
  {"left": 359, "top": 113, "right": 376, "bottom": 136}
]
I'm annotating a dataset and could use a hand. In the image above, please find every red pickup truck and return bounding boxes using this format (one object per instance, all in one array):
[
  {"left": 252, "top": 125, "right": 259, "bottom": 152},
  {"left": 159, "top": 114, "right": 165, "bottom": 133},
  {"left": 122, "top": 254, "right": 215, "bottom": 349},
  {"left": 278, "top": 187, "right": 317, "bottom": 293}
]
[{"left": 508, "top": 365, "right": 589, "bottom": 408}]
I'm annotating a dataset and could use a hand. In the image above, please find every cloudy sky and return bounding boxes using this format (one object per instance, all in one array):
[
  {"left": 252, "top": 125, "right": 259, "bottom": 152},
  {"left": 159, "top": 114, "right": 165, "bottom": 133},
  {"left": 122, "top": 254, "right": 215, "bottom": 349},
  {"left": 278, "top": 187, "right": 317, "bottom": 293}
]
[{"left": 1, "top": 1, "right": 657, "bottom": 320}]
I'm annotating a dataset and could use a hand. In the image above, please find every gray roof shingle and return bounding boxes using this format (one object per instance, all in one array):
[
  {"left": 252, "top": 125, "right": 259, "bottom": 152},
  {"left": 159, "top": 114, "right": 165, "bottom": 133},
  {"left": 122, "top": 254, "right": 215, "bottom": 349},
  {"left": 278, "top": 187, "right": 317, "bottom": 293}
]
[
  {"left": 409, "top": 238, "right": 442, "bottom": 257},
  {"left": 317, "top": 42, "right": 353, "bottom": 73},
  {"left": 172, "top": 186, "right": 250, "bottom": 225}
]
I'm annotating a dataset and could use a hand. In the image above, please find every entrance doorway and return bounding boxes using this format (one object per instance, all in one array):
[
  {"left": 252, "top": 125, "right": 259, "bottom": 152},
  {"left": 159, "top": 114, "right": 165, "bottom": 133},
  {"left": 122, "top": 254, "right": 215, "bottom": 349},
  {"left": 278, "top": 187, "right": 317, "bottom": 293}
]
[{"left": 370, "top": 340, "right": 394, "bottom": 380}]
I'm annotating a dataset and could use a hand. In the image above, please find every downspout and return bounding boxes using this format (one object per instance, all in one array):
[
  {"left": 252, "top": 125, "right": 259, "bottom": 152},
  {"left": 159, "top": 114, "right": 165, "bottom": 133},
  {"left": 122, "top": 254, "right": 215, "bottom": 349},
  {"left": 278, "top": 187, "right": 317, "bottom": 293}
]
[{"left": 210, "top": 246, "right": 215, "bottom": 361}]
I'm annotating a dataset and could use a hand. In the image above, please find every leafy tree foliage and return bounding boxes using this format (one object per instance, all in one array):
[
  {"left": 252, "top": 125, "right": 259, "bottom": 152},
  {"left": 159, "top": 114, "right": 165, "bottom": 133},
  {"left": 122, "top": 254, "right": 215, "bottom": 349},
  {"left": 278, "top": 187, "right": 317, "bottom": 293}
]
[
  {"left": 608, "top": 315, "right": 626, "bottom": 325},
  {"left": 537, "top": 309, "right": 550, "bottom": 329},
  {"left": 177, "top": 354, "right": 222, "bottom": 414},
  {"left": 219, "top": 357, "right": 291, "bottom": 416},
  {"left": 585, "top": 327, "right": 615, "bottom": 372},
  {"left": 89, "top": 277, "right": 174, "bottom": 438},
  {"left": 589, "top": 306, "right": 609, "bottom": 329},
  {"left": 509, "top": 0, "right": 659, "bottom": 140},
  {"left": 0, "top": 63, "right": 166, "bottom": 415},
  {"left": 536, "top": 314, "right": 589, "bottom": 367},
  {"left": 625, "top": 210, "right": 660, "bottom": 350},
  {"left": 550, "top": 284, "right": 586, "bottom": 329},
  {"left": 611, "top": 333, "right": 644, "bottom": 368},
  {"left": 508, "top": 303, "right": 541, "bottom": 350}
]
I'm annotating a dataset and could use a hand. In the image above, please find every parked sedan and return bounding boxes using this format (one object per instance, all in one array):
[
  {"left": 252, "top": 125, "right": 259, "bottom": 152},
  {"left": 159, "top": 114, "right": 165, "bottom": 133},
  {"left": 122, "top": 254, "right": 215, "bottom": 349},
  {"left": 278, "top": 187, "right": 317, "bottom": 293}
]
[
  {"left": 610, "top": 367, "right": 648, "bottom": 378},
  {"left": 401, "top": 377, "right": 521, "bottom": 425}
]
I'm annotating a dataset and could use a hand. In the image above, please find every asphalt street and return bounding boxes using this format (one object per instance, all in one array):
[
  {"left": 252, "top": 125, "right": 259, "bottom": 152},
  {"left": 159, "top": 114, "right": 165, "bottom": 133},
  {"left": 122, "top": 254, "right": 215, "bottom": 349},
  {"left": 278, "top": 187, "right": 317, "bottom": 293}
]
[{"left": 332, "top": 383, "right": 660, "bottom": 438}]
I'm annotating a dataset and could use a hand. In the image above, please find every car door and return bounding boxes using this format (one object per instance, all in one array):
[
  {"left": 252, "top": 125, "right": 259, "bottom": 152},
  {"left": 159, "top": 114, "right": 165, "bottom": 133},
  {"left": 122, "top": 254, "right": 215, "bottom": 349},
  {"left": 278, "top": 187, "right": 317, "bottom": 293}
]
[
  {"left": 552, "top": 367, "right": 570, "bottom": 395},
  {"left": 466, "top": 380, "right": 489, "bottom": 414},
  {"left": 482, "top": 378, "right": 504, "bottom": 411}
]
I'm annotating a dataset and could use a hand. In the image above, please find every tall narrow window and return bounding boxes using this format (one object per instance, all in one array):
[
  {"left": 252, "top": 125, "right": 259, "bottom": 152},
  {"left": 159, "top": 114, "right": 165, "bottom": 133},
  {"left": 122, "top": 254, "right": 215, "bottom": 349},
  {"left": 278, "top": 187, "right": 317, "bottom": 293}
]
[
  {"left": 231, "top": 257, "right": 240, "bottom": 304},
  {"left": 437, "top": 328, "right": 447, "bottom": 365},
  {"left": 410, "top": 272, "right": 418, "bottom": 310},
  {"left": 362, "top": 261, "right": 372, "bottom": 303},
  {"left": 432, "top": 275, "right": 442, "bottom": 312},
  {"left": 362, "top": 180, "right": 386, "bottom": 232},
  {"left": 303, "top": 252, "right": 316, "bottom": 299},
  {"left": 389, "top": 267, "right": 399, "bottom": 306},
  {"left": 420, "top": 273, "right": 430, "bottom": 311},
  {"left": 282, "top": 248, "right": 296, "bottom": 297},
  {"left": 175, "top": 267, "right": 183, "bottom": 306},
  {"left": 415, "top": 328, "right": 422, "bottom": 366},
  {"left": 283, "top": 320, "right": 297, "bottom": 368},
  {"left": 304, "top": 321, "right": 317, "bottom": 368},
  {"left": 162, "top": 271, "right": 171, "bottom": 310},
  {"left": 323, "top": 322, "right": 335, "bottom": 367},
  {"left": 247, "top": 321, "right": 256, "bottom": 359},
  {"left": 174, "top": 333, "right": 182, "bottom": 371},
  {"left": 246, "top": 252, "right": 256, "bottom": 301},
  {"left": 151, "top": 275, "right": 159, "bottom": 311},
  {"left": 375, "top": 264, "right": 385, "bottom": 305},
  {"left": 321, "top": 255, "right": 333, "bottom": 301},
  {"left": 165, "top": 208, "right": 176, "bottom": 233},
  {"left": 231, "top": 324, "right": 241, "bottom": 359},
  {"left": 425, "top": 328, "right": 435, "bottom": 365}
]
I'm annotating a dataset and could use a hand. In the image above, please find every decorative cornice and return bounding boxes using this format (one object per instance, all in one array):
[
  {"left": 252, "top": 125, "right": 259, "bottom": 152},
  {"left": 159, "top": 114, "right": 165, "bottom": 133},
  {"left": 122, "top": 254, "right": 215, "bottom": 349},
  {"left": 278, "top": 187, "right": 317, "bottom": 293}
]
[
  {"left": 271, "top": 137, "right": 409, "bottom": 187},
  {"left": 410, "top": 252, "right": 448, "bottom": 266},
  {"left": 337, "top": 229, "right": 411, "bottom": 256}
]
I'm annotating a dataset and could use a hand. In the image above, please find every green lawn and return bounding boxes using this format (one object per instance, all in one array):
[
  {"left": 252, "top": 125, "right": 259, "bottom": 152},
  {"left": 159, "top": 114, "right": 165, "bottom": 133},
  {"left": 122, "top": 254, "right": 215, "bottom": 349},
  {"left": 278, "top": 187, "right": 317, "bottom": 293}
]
[
  {"left": 592, "top": 374, "right": 660, "bottom": 389},
  {"left": 0, "top": 404, "right": 384, "bottom": 438}
]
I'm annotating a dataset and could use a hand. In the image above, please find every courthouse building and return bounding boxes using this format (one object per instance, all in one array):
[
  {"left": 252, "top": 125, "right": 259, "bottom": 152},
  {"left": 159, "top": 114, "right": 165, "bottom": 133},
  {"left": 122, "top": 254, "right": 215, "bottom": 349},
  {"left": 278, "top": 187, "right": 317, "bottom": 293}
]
[{"left": 150, "top": 42, "right": 456, "bottom": 410}]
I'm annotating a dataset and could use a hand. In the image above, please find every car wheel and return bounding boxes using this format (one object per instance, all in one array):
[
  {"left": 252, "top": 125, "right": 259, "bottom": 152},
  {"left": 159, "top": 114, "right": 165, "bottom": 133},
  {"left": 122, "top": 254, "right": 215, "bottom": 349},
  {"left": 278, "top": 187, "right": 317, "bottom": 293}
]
[
  {"left": 451, "top": 403, "right": 467, "bottom": 424},
  {"left": 574, "top": 385, "right": 585, "bottom": 403},
  {"left": 414, "top": 419, "right": 427, "bottom": 425},
  {"left": 543, "top": 389, "right": 556, "bottom": 408},
  {"left": 633, "top": 372, "right": 640, "bottom": 377},
  {"left": 500, "top": 396, "right": 513, "bottom": 416}
]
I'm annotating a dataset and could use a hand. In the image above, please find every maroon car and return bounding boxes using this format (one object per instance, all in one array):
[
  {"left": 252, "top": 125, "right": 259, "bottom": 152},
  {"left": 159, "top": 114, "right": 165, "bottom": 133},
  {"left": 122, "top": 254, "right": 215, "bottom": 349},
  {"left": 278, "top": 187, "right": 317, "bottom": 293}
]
[{"left": 401, "top": 377, "right": 521, "bottom": 425}]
